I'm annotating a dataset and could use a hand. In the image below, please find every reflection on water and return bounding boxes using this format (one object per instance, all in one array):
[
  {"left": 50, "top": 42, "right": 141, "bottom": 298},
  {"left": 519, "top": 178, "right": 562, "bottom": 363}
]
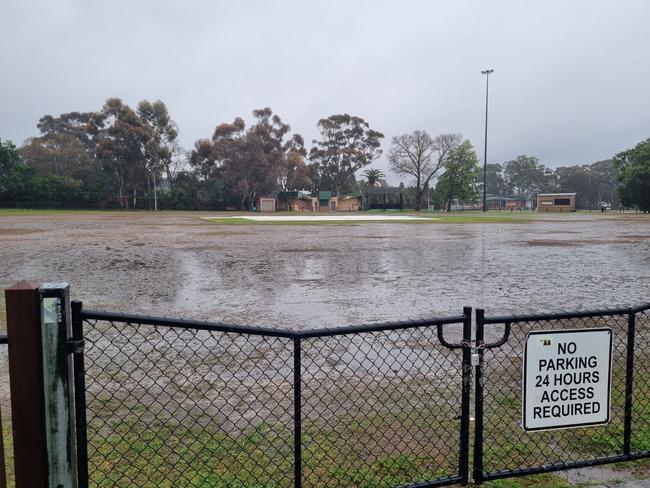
[
  {"left": 2, "top": 214, "right": 647, "bottom": 329},
  {"left": 169, "top": 219, "right": 650, "bottom": 329}
]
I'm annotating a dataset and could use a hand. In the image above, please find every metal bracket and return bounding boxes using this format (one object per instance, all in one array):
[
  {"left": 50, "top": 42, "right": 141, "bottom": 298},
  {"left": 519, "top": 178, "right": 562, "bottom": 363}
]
[{"left": 66, "top": 338, "right": 85, "bottom": 354}]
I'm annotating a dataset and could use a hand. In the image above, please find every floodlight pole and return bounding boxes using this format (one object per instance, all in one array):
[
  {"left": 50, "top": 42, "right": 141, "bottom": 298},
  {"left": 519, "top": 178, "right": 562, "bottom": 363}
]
[{"left": 481, "top": 69, "right": 494, "bottom": 212}]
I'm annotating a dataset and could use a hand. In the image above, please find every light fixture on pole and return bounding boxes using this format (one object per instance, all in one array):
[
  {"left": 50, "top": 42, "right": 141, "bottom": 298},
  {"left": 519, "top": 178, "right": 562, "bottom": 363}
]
[{"left": 481, "top": 69, "right": 494, "bottom": 212}]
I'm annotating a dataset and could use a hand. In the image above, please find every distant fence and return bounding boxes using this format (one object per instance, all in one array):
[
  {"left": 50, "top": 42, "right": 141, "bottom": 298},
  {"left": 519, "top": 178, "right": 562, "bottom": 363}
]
[{"left": 3, "top": 283, "right": 650, "bottom": 487}]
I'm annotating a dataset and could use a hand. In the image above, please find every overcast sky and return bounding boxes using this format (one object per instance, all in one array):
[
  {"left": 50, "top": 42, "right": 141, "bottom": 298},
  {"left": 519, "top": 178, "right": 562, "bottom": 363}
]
[{"left": 2, "top": 0, "right": 649, "bottom": 182}]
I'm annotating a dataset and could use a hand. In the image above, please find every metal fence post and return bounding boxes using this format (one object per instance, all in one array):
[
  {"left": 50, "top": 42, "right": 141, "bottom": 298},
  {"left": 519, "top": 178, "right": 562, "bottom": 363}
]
[
  {"left": 5, "top": 282, "right": 48, "bottom": 488},
  {"left": 39, "top": 283, "right": 77, "bottom": 488},
  {"left": 71, "top": 301, "right": 88, "bottom": 487},
  {"left": 293, "top": 338, "right": 302, "bottom": 488},
  {"left": 473, "top": 308, "right": 485, "bottom": 486},
  {"left": 624, "top": 310, "right": 636, "bottom": 456},
  {"left": 459, "top": 307, "right": 472, "bottom": 485}
]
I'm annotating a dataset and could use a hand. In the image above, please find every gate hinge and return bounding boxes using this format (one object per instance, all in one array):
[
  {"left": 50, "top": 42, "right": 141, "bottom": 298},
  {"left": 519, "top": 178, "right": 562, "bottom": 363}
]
[{"left": 66, "top": 338, "right": 85, "bottom": 354}]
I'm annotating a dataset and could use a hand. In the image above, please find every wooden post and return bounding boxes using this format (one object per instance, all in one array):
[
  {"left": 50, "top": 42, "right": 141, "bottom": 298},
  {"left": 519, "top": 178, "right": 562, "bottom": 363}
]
[
  {"left": 5, "top": 282, "right": 77, "bottom": 488},
  {"left": 0, "top": 365, "right": 6, "bottom": 488},
  {"left": 6, "top": 282, "right": 47, "bottom": 488}
]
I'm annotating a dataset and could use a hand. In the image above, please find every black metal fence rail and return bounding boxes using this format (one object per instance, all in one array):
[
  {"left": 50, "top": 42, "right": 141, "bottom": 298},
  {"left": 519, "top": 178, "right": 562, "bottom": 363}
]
[
  {"left": 473, "top": 304, "right": 650, "bottom": 484},
  {"left": 75, "top": 304, "right": 471, "bottom": 488}
]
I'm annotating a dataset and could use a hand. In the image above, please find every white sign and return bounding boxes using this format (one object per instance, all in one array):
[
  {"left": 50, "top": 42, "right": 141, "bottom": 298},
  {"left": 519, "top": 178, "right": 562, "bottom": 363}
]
[{"left": 523, "top": 328, "right": 612, "bottom": 431}]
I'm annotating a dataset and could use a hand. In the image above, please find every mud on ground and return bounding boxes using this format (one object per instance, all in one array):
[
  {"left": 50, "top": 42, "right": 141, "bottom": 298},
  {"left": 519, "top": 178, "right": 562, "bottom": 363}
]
[
  {"left": 1, "top": 211, "right": 650, "bottom": 486},
  {"left": 1, "top": 211, "right": 649, "bottom": 326}
]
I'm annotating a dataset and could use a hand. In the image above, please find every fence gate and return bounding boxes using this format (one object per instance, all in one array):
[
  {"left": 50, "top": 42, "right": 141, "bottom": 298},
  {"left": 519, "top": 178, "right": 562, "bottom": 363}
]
[
  {"left": 6, "top": 282, "right": 650, "bottom": 488},
  {"left": 473, "top": 305, "right": 650, "bottom": 484},
  {"left": 72, "top": 302, "right": 472, "bottom": 488}
]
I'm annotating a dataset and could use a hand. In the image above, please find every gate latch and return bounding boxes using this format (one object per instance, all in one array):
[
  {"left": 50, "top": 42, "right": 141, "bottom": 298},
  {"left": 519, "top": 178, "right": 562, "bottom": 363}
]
[{"left": 66, "top": 338, "right": 85, "bottom": 354}]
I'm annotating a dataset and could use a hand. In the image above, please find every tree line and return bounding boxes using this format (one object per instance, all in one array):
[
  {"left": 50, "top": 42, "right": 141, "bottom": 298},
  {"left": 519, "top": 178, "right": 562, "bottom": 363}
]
[{"left": 0, "top": 97, "right": 648, "bottom": 211}]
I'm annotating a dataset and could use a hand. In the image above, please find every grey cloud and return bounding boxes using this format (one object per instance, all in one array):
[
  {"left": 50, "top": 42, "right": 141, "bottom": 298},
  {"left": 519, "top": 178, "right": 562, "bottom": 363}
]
[{"left": 1, "top": 0, "right": 649, "bottom": 183}]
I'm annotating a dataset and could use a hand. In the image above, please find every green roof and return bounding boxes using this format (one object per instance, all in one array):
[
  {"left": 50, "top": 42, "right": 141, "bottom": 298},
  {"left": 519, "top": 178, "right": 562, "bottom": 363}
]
[{"left": 318, "top": 191, "right": 332, "bottom": 200}]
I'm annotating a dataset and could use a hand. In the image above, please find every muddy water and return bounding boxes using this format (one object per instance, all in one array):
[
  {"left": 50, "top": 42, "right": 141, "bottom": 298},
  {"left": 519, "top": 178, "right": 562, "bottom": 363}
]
[
  {"left": 1, "top": 212, "right": 649, "bottom": 327},
  {"left": 1, "top": 212, "right": 650, "bottom": 484}
]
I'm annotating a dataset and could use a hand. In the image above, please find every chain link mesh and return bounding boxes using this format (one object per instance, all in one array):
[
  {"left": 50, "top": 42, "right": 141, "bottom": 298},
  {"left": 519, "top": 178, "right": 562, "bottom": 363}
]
[
  {"left": 83, "top": 319, "right": 294, "bottom": 488},
  {"left": 480, "top": 313, "right": 630, "bottom": 477},
  {"left": 302, "top": 327, "right": 464, "bottom": 487},
  {"left": 632, "top": 308, "right": 650, "bottom": 454},
  {"left": 82, "top": 318, "right": 465, "bottom": 487}
]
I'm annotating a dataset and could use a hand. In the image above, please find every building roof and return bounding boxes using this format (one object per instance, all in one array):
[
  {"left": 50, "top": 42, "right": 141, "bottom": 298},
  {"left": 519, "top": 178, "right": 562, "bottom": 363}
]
[
  {"left": 318, "top": 191, "right": 332, "bottom": 200},
  {"left": 277, "top": 191, "right": 312, "bottom": 201},
  {"left": 538, "top": 193, "right": 577, "bottom": 196},
  {"left": 340, "top": 192, "right": 362, "bottom": 200}
]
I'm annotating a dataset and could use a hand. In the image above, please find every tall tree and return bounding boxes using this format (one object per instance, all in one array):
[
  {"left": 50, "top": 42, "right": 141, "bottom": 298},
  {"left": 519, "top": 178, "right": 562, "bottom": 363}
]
[
  {"left": 190, "top": 108, "right": 305, "bottom": 209},
  {"left": 481, "top": 163, "right": 507, "bottom": 197},
  {"left": 614, "top": 137, "right": 650, "bottom": 211},
  {"left": 96, "top": 98, "right": 153, "bottom": 209},
  {"left": 503, "top": 155, "right": 547, "bottom": 198},
  {"left": 309, "top": 114, "right": 384, "bottom": 196},
  {"left": 0, "top": 139, "right": 21, "bottom": 192},
  {"left": 36, "top": 111, "right": 104, "bottom": 148},
  {"left": 137, "top": 100, "right": 179, "bottom": 210},
  {"left": 0, "top": 139, "right": 20, "bottom": 172},
  {"left": 277, "top": 150, "right": 309, "bottom": 191},
  {"left": 19, "top": 134, "right": 94, "bottom": 177},
  {"left": 435, "top": 140, "right": 480, "bottom": 211},
  {"left": 389, "top": 131, "right": 460, "bottom": 210}
]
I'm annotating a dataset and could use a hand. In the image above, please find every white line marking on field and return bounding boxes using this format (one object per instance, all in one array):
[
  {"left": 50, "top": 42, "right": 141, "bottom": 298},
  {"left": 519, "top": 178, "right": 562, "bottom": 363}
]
[{"left": 201, "top": 215, "right": 439, "bottom": 222}]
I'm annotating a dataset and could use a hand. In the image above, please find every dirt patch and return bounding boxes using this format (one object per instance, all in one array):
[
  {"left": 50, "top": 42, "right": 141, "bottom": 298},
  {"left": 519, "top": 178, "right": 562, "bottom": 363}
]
[
  {"left": 621, "top": 235, "right": 650, "bottom": 240},
  {"left": 205, "top": 231, "right": 252, "bottom": 237},
  {"left": 522, "top": 238, "right": 643, "bottom": 246},
  {"left": 522, "top": 239, "right": 579, "bottom": 247},
  {"left": 0, "top": 228, "right": 39, "bottom": 236}
]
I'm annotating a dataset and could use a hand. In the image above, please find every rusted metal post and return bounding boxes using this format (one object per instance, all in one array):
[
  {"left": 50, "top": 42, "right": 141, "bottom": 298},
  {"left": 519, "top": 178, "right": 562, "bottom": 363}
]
[{"left": 5, "top": 282, "right": 77, "bottom": 488}]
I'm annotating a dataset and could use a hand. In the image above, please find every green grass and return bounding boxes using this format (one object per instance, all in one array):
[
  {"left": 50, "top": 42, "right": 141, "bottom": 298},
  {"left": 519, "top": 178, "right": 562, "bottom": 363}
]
[
  {"left": 483, "top": 473, "right": 571, "bottom": 488},
  {"left": 0, "top": 208, "right": 112, "bottom": 216},
  {"left": 84, "top": 417, "right": 452, "bottom": 488},
  {"left": 203, "top": 212, "right": 532, "bottom": 225}
]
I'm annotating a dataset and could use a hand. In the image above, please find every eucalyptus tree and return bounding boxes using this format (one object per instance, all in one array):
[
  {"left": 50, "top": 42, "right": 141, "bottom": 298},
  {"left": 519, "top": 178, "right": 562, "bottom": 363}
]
[
  {"left": 96, "top": 98, "right": 153, "bottom": 209},
  {"left": 309, "top": 114, "right": 384, "bottom": 196},
  {"left": 190, "top": 108, "right": 305, "bottom": 209},
  {"left": 137, "top": 100, "right": 179, "bottom": 210}
]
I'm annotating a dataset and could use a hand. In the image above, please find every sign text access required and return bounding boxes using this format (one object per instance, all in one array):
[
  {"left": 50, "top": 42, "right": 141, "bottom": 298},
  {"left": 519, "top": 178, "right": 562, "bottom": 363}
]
[{"left": 523, "top": 328, "right": 612, "bottom": 432}]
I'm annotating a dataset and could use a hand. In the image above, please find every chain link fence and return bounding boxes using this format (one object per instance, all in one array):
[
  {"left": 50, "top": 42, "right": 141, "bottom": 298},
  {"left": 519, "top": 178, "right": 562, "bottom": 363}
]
[
  {"left": 69, "top": 303, "right": 650, "bottom": 487},
  {"left": 474, "top": 305, "right": 650, "bottom": 484},
  {"left": 78, "top": 308, "right": 469, "bottom": 488}
]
